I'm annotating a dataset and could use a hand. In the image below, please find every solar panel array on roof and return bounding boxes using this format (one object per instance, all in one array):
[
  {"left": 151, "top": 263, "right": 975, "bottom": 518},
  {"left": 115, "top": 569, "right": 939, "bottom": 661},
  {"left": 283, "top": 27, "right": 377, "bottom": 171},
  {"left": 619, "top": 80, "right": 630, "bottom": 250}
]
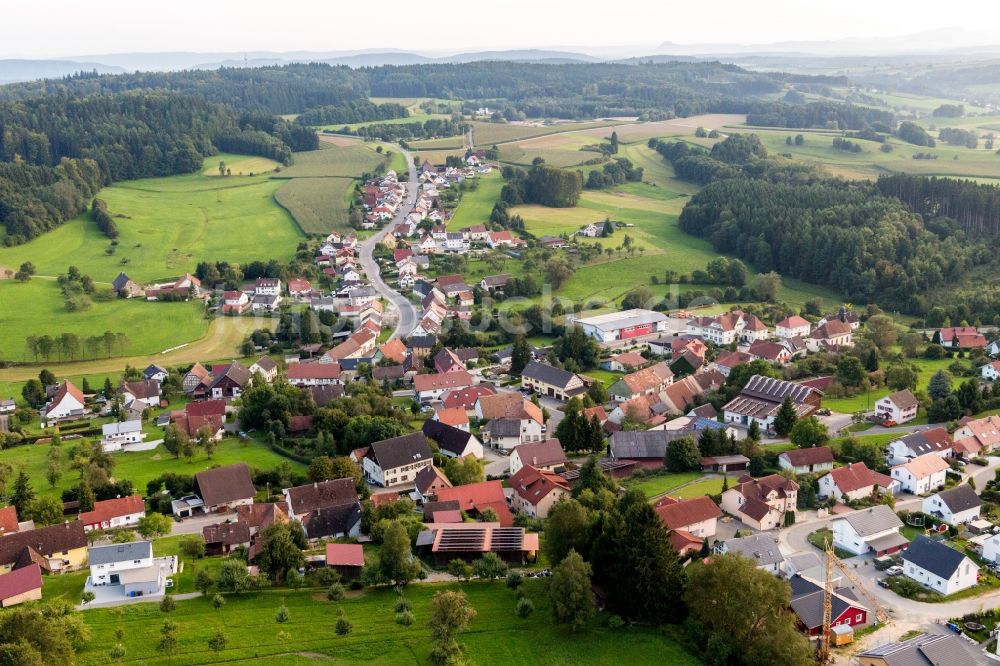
[
  {"left": 490, "top": 528, "right": 525, "bottom": 551},
  {"left": 436, "top": 529, "right": 487, "bottom": 552}
]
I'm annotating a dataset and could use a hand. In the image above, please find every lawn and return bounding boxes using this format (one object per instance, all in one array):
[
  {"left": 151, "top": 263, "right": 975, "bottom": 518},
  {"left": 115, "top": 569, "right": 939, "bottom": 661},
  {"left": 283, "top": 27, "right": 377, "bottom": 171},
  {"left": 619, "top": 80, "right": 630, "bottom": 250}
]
[
  {"left": 203, "top": 153, "right": 281, "bottom": 177},
  {"left": 0, "top": 278, "right": 209, "bottom": 362},
  {"left": 74, "top": 580, "right": 700, "bottom": 665},
  {"left": 0, "top": 436, "right": 304, "bottom": 501},
  {"left": 822, "top": 355, "right": 963, "bottom": 414},
  {"left": 672, "top": 478, "right": 726, "bottom": 499},
  {"left": 624, "top": 472, "right": 703, "bottom": 499},
  {"left": 449, "top": 172, "right": 504, "bottom": 228},
  {"left": 273, "top": 141, "right": 386, "bottom": 179}
]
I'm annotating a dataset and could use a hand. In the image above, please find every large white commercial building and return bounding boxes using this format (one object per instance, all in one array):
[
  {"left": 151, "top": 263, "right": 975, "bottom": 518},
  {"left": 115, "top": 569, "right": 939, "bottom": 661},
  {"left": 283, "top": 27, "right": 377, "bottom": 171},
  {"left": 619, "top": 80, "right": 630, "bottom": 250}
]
[{"left": 569, "top": 309, "right": 668, "bottom": 343}]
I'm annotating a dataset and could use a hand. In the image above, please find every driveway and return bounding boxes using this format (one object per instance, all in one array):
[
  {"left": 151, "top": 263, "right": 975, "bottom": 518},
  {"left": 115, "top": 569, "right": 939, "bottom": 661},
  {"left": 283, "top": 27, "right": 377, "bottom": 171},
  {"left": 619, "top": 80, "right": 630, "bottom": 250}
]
[
  {"left": 357, "top": 146, "right": 419, "bottom": 340},
  {"left": 169, "top": 512, "right": 229, "bottom": 536}
]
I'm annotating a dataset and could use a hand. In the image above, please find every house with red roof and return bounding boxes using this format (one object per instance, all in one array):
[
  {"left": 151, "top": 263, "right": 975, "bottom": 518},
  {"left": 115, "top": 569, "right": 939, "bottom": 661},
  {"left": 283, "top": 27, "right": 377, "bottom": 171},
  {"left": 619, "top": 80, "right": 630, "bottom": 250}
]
[
  {"left": 952, "top": 415, "right": 1000, "bottom": 456},
  {"left": 43, "top": 380, "right": 86, "bottom": 421},
  {"left": 441, "top": 385, "right": 496, "bottom": 414},
  {"left": 938, "top": 326, "right": 987, "bottom": 350},
  {"left": 721, "top": 474, "right": 799, "bottom": 531},
  {"left": 775, "top": 315, "right": 812, "bottom": 339},
  {"left": 0, "top": 564, "right": 42, "bottom": 607},
  {"left": 509, "top": 466, "right": 570, "bottom": 519},
  {"left": 325, "top": 543, "right": 365, "bottom": 580},
  {"left": 287, "top": 362, "right": 342, "bottom": 387},
  {"left": 654, "top": 495, "right": 723, "bottom": 540},
  {"left": 79, "top": 495, "right": 146, "bottom": 532},
  {"left": 222, "top": 290, "right": 249, "bottom": 315},
  {"left": 414, "top": 370, "right": 474, "bottom": 402},
  {"left": 414, "top": 466, "right": 453, "bottom": 503},
  {"left": 818, "top": 462, "right": 897, "bottom": 502},
  {"left": 434, "top": 481, "right": 514, "bottom": 526},
  {"left": 287, "top": 278, "right": 313, "bottom": 299}
]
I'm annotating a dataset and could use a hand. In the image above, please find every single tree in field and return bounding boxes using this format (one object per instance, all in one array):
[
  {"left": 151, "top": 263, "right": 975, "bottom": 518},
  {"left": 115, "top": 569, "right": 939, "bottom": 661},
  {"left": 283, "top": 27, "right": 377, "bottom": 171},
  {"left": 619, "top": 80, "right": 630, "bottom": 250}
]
[
  {"left": 208, "top": 630, "right": 227, "bottom": 652},
  {"left": 549, "top": 549, "right": 594, "bottom": 631},
  {"left": 428, "top": 590, "right": 476, "bottom": 666},
  {"left": 543, "top": 498, "right": 590, "bottom": 565}
]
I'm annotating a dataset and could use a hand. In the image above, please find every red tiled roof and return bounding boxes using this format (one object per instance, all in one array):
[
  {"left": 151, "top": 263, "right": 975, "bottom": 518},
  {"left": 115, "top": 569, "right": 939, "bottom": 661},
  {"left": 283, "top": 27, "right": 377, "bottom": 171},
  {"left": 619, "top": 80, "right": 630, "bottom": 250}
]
[
  {"left": 0, "top": 563, "right": 41, "bottom": 601},
  {"left": 287, "top": 363, "right": 342, "bottom": 381},
  {"left": 777, "top": 315, "right": 810, "bottom": 329},
  {"left": 414, "top": 371, "right": 473, "bottom": 392},
  {"left": 668, "top": 529, "right": 704, "bottom": 555},
  {"left": 46, "top": 380, "right": 84, "bottom": 415},
  {"left": 654, "top": 495, "right": 722, "bottom": 531},
  {"left": 509, "top": 466, "right": 570, "bottom": 506},
  {"left": 435, "top": 481, "right": 513, "bottom": 526},
  {"left": 780, "top": 446, "right": 835, "bottom": 467},
  {"left": 79, "top": 495, "right": 144, "bottom": 527},
  {"left": 0, "top": 507, "right": 18, "bottom": 536},
  {"left": 442, "top": 385, "right": 496, "bottom": 410},
  {"left": 827, "top": 462, "right": 886, "bottom": 493},
  {"left": 185, "top": 400, "right": 226, "bottom": 417},
  {"left": 325, "top": 543, "right": 365, "bottom": 567}
]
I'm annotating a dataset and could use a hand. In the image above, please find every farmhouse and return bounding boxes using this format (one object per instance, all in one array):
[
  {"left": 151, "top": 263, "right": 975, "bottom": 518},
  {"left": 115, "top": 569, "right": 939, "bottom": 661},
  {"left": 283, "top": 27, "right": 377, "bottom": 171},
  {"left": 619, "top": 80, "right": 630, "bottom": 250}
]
[
  {"left": 902, "top": 535, "right": 979, "bottom": 595},
  {"left": 480, "top": 274, "right": 511, "bottom": 292},
  {"left": 433, "top": 348, "right": 466, "bottom": 374},
  {"left": 120, "top": 379, "right": 160, "bottom": 410},
  {"left": 286, "top": 362, "right": 342, "bottom": 387},
  {"left": 721, "top": 474, "right": 798, "bottom": 531},
  {"left": 145, "top": 273, "right": 202, "bottom": 300},
  {"left": 746, "top": 340, "right": 792, "bottom": 365},
  {"left": 43, "top": 380, "right": 86, "bottom": 421},
  {"left": 416, "top": 522, "right": 537, "bottom": 565},
  {"left": 806, "top": 319, "right": 854, "bottom": 352},
  {"left": 0, "top": 521, "right": 88, "bottom": 573},
  {"left": 922, "top": 484, "right": 982, "bottom": 525},
  {"left": 722, "top": 375, "right": 822, "bottom": 429},
  {"left": 422, "top": 420, "right": 484, "bottom": 459},
  {"left": 777, "top": 446, "right": 835, "bottom": 475},
  {"left": 101, "top": 420, "right": 144, "bottom": 452},
  {"left": 520, "top": 361, "right": 586, "bottom": 400},
  {"left": 208, "top": 362, "right": 253, "bottom": 399},
  {"left": 818, "top": 462, "right": 896, "bottom": 502},
  {"left": 112, "top": 272, "right": 144, "bottom": 299},
  {"left": 713, "top": 350, "right": 752, "bottom": 377},
  {"left": 249, "top": 356, "right": 278, "bottom": 383},
  {"left": 570, "top": 309, "right": 668, "bottom": 343},
  {"left": 202, "top": 522, "right": 251, "bottom": 556},
  {"left": 509, "top": 466, "right": 571, "bottom": 519},
  {"left": 363, "top": 432, "right": 434, "bottom": 487},
  {"left": 885, "top": 427, "right": 953, "bottom": 465},
  {"left": 655, "top": 495, "right": 722, "bottom": 541},
  {"left": 890, "top": 454, "right": 949, "bottom": 495},
  {"left": 719, "top": 534, "right": 784, "bottom": 574},
  {"left": 831, "top": 505, "right": 907, "bottom": 557},
  {"left": 509, "top": 439, "right": 567, "bottom": 476},
  {"left": 192, "top": 464, "right": 256, "bottom": 514},
  {"left": 169, "top": 399, "right": 225, "bottom": 440},
  {"left": 875, "top": 389, "right": 919, "bottom": 425},
  {"left": 183, "top": 363, "right": 211, "bottom": 394},
  {"left": 601, "top": 352, "right": 647, "bottom": 372},
  {"left": 283, "top": 478, "right": 362, "bottom": 540},
  {"left": 80, "top": 495, "right": 146, "bottom": 532},
  {"left": 937, "top": 326, "right": 987, "bottom": 350}
]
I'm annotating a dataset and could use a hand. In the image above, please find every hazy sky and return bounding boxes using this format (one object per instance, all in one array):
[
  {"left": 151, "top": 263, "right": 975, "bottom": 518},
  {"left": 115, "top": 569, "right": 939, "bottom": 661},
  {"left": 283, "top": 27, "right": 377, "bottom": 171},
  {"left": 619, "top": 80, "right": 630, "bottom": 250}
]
[{"left": 5, "top": 0, "right": 1000, "bottom": 57}]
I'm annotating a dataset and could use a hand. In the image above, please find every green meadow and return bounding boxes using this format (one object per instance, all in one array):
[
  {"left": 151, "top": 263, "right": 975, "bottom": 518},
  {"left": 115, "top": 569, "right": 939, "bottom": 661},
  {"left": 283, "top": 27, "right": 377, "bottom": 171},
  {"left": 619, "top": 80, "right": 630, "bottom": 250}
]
[{"left": 75, "top": 580, "right": 699, "bottom": 665}]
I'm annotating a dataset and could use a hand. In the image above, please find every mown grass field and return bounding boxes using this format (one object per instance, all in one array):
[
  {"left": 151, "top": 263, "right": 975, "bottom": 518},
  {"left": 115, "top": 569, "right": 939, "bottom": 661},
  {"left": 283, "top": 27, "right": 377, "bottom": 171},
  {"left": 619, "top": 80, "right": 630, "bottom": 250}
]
[
  {"left": 0, "top": 279, "right": 208, "bottom": 362},
  {"left": 0, "top": 435, "right": 303, "bottom": 501},
  {"left": 672, "top": 478, "right": 727, "bottom": 499},
  {"left": 448, "top": 172, "right": 504, "bottom": 228},
  {"left": 623, "top": 472, "right": 704, "bottom": 499},
  {"left": 273, "top": 141, "right": 386, "bottom": 179},
  {"left": 76, "top": 580, "right": 699, "bottom": 665},
  {"left": 822, "top": 355, "right": 965, "bottom": 414},
  {"left": 202, "top": 153, "right": 281, "bottom": 177},
  {"left": 275, "top": 177, "right": 357, "bottom": 235},
  {"left": 410, "top": 120, "right": 624, "bottom": 151}
]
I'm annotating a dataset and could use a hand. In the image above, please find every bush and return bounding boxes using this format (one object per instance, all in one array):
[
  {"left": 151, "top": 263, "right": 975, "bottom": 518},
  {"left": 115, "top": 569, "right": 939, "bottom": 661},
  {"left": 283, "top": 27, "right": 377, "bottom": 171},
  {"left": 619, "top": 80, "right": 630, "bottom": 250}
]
[
  {"left": 506, "top": 571, "right": 523, "bottom": 589},
  {"left": 394, "top": 597, "right": 412, "bottom": 613},
  {"left": 395, "top": 610, "right": 415, "bottom": 626},
  {"left": 326, "top": 583, "right": 345, "bottom": 601},
  {"left": 349, "top": 579, "right": 364, "bottom": 590},
  {"left": 179, "top": 535, "right": 206, "bottom": 559},
  {"left": 608, "top": 614, "right": 625, "bottom": 629},
  {"left": 516, "top": 597, "right": 534, "bottom": 618},
  {"left": 335, "top": 617, "right": 353, "bottom": 636},
  {"left": 159, "top": 595, "right": 176, "bottom": 613},
  {"left": 275, "top": 605, "right": 289, "bottom": 623}
]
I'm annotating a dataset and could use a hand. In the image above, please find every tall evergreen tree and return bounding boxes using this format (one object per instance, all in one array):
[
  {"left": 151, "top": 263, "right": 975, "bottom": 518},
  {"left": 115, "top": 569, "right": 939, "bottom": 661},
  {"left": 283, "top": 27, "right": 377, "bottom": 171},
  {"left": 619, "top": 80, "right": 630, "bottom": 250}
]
[{"left": 772, "top": 397, "right": 797, "bottom": 437}]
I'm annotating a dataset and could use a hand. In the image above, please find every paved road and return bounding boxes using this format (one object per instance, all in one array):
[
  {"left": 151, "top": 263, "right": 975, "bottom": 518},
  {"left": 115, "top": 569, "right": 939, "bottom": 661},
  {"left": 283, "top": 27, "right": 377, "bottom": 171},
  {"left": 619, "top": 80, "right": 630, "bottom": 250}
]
[
  {"left": 358, "top": 147, "right": 419, "bottom": 340},
  {"left": 779, "top": 456, "right": 1000, "bottom": 629}
]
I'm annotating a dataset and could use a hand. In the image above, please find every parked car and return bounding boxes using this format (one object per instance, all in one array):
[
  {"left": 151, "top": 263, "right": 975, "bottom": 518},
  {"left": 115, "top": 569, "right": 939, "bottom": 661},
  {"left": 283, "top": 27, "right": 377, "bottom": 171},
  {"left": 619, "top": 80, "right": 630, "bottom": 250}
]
[
  {"left": 886, "top": 565, "right": 904, "bottom": 577},
  {"left": 874, "top": 556, "right": 895, "bottom": 571},
  {"left": 876, "top": 578, "right": 890, "bottom": 588},
  {"left": 882, "top": 419, "right": 897, "bottom": 428}
]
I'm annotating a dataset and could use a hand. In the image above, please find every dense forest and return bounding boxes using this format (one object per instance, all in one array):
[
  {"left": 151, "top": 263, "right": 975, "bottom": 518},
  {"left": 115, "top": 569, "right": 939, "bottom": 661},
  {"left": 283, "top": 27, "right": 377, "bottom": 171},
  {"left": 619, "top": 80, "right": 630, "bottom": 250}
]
[
  {"left": 746, "top": 101, "right": 893, "bottom": 130},
  {"left": 0, "top": 95, "right": 314, "bottom": 243},
  {"left": 295, "top": 100, "right": 409, "bottom": 126},
  {"left": 655, "top": 134, "right": 999, "bottom": 318},
  {"left": 877, "top": 174, "right": 1000, "bottom": 239},
  {"left": 340, "top": 119, "right": 466, "bottom": 142},
  {"left": 500, "top": 163, "right": 583, "bottom": 208}
]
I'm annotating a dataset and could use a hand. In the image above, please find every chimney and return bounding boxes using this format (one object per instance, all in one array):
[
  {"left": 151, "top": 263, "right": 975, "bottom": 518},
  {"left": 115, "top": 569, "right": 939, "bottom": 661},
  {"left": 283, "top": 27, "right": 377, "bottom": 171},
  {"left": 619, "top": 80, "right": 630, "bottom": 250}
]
[{"left": 532, "top": 457, "right": 537, "bottom": 466}]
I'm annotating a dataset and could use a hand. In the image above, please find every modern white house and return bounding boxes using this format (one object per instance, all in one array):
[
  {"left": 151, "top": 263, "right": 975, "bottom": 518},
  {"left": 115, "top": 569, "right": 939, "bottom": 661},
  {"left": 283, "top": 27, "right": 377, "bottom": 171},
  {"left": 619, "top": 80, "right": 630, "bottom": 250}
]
[
  {"left": 922, "top": 485, "right": 982, "bottom": 525},
  {"left": 831, "top": 505, "right": 908, "bottom": 557},
  {"left": 87, "top": 541, "right": 172, "bottom": 599},
  {"left": 885, "top": 428, "right": 953, "bottom": 466},
  {"left": 874, "top": 389, "right": 919, "bottom": 424},
  {"left": 902, "top": 535, "right": 979, "bottom": 596},
  {"left": 890, "top": 454, "right": 949, "bottom": 495},
  {"left": 43, "top": 381, "right": 86, "bottom": 421},
  {"left": 100, "top": 420, "right": 144, "bottom": 452},
  {"left": 982, "top": 534, "right": 1000, "bottom": 564}
]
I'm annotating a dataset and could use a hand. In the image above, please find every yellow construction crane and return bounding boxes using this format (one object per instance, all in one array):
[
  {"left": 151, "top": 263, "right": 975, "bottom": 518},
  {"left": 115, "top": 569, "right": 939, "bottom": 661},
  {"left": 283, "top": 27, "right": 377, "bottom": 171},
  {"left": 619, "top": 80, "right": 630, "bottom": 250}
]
[{"left": 821, "top": 542, "right": 891, "bottom": 662}]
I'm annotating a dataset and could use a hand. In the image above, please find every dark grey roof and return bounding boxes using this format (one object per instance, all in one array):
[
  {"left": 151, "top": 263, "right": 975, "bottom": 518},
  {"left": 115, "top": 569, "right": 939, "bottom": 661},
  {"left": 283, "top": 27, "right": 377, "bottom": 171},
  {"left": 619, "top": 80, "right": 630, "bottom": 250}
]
[
  {"left": 367, "top": 432, "right": 433, "bottom": 471},
  {"left": 302, "top": 503, "right": 362, "bottom": 540},
  {"left": 307, "top": 384, "right": 345, "bottom": 406},
  {"left": 936, "top": 484, "right": 982, "bottom": 513},
  {"left": 484, "top": 418, "right": 521, "bottom": 438},
  {"left": 521, "top": 361, "right": 577, "bottom": 389},
  {"left": 788, "top": 575, "right": 866, "bottom": 630},
  {"left": 423, "top": 420, "right": 477, "bottom": 456},
  {"left": 897, "top": 431, "right": 951, "bottom": 456},
  {"left": 741, "top": 374, "right": 821, "bottom": 404},
  {"left": 609, "top": 430, "right": 693, "bottom": 460},
  {"left": 408, "top": 335, "right": 436, "bottom": 349},
  {"left": 723, "top": 534, "right": 784, "bottom": 567},
  {"left": 857, "top": 632, "right": 990, "bottom": 666},
  {"left": 902, "top": 535, "right": 972, "bottom": 580},
  {"left": 88, "top": 541, "right": 152, "bottom": 566}
]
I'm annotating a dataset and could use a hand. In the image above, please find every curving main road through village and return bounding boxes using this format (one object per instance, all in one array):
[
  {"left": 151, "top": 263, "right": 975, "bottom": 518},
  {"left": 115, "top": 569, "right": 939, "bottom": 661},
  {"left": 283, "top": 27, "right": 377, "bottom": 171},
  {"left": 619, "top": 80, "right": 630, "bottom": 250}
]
[{"left": 358, "top": 146, "right": 419, "bottom": 340}]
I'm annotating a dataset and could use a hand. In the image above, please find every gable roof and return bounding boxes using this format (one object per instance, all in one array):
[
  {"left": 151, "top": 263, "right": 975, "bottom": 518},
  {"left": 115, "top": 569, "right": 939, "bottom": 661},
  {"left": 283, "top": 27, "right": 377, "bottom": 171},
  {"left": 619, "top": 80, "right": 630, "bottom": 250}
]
[
  {"left": 724, "top": 533, "right": 784, "bottom": 567},
  {"left": 0, "top": 507, "right": 17, "bottom": 536},
  {"left": 902, "top": 535, "right": 972, "bottom": 579},
  {"left": 616, "top": 362, "right": 673, "bottom": 395},
  {"left": 789, "top": 575, "right": 867, "bottom": 631},
  {"left": 434, "top": 407, "right": 469, "bottom": 428},
  {"left": 521, "top": 361, "right": 580, "bottom": 390},
  {"left": 210, "top": 362, "right": 252, "bottom": 389},
  {"left": 287, "top": 362, "right": 342, "bottom": 381},
  {"left": 79, "top": 495, "right": 145, "bottom": 526},
  {"left": 422, "top": 420, "right": 477, "bottom": 457},
  {"left": 777, "top": 315, "right": 811, "bottom": 329},
  {"left": 899, "top": 454, "right": 950, "bottom": 479},
  {"left": 935, "top": 484, "right": 982, "bottom": 513},
  {"left": 0, "top": 563, "right": 41, "bottom": 601},
  {"left": 46, "top": 381, "right": 84, "bottom": 414},
  {"left": 826, "top": 462, "right": 890, "bottom": 493},
  {"left": 366, "top": 432, "right": 433, "bottom": 471},
  {"left": 202, "top": 522, "right": 251, "bottom": 546},
  {"left": 414, "top": 466, "right": 453, "bottom": 496},
  {"left": 413, "top": 371, "right": 473, "bottom": 393},
  {"left": 609, "top": 430, "right": 692, "bottom": 459},
  {"left": 0, "top": 521, "right": 87, "bottom": 566},
  {"left": 442, "top": 385, "right": 497, "bottom": 410},
  {"left": 379, "top": 339, "right": 407, "bottom": 364},
  {"left": 856, "top": 633, "right": 989, "bottom": 666},
  {"left": 476, "top": 392, "right": 542, "bottom": 423},
  {"left": 740, "top": 374, "right": 821, "bottom": 404},
  {"left": 194, "top": 464, "right": 256, "bottom": 507},
  {"left": 654, "top": 495, "right": 722, "bottom": 530},
  {"left": 895, "top": 427, "right": 953, "bottom": 456},
  {"left": 235, "top": 502, "right": 289, "bottom": 531},
  {"left": 883, "top": 389, "right": 919, "bottom": 411},
  {"left": 509, "top": 466, "right": 570, "bottom": 506},
  {"left": 835, "top": 504, "right": 904, "bottom": 538},
  {"left": 779, "top": 446, "right": 834, "bottom": 467},
  {"left": 285, "top": 478, "right": 359, "bottom": 517},
  {"left": 434, "top": 481, "right": 513, "bottom": 526},
  {"left": 514, "top": 439, "right": 567, "bottom": 468},
  {"left": 325, "top": 543, "right": 365, "bottom": 567},
  {"left": 301, "top": 502, "right": 363, "bottom": 539}
]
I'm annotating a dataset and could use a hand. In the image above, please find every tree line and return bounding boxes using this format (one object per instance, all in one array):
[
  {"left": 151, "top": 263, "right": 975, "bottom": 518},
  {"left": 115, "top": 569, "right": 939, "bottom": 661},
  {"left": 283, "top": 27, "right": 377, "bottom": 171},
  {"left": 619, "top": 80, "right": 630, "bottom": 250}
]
[
  {"left": 24, "top": 330, "right": 129, "bottom": 362},
  {"left": 876, "top": 173, "right": 1000, "bottom": 240},
  {"left": 296, "top": 100, "right": 409, "bottom": 126},
  {"left": 500, "top": 163, "right": 583, "bottom": 208},
  {"left": 0, "top": 94, "right": 313, "bottom": 244}
]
